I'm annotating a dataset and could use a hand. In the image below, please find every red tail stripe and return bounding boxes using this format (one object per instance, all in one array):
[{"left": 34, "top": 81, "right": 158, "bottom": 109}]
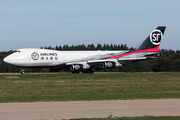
[{"left": 105, "top": 45, "right": 161, "bottom": 60}]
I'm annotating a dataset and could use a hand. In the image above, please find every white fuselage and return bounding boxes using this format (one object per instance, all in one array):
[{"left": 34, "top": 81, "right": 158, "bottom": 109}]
[{"left": 3, "top": 48, "right": 127, "bottom": 68}]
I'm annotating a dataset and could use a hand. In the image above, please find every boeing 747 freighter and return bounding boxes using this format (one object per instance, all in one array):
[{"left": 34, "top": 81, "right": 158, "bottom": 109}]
[{"left": 3, "top": 26, "right": 166, "bottom": 74}]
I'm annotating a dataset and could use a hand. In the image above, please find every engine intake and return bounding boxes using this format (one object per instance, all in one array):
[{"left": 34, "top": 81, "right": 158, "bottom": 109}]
[
  {"left": 105, "top": 62, "right": 116, "bottom": 68},
  {"left": 70, "top": 64, "right": 83, "bottom": 71}
]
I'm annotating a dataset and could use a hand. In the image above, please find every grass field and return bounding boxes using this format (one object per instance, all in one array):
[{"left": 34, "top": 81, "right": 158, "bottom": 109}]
[{"left": 0, "top": 72, "right": 180, "bottom": 103}]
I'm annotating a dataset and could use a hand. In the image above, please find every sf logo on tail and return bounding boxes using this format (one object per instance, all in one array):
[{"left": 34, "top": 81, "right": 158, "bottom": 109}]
[{"left": 150, "top": 29, "right": 163, "bottom": 45}]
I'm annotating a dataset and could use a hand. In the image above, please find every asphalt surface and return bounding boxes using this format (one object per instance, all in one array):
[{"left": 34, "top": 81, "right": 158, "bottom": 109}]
[{"left": 0, "top": 99, "right": 180, "bottom": 120}]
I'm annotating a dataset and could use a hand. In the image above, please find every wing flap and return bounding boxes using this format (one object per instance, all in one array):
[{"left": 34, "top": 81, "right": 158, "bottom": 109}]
[
  {"left": 118, "top": 57, "right": 146, "bottom": 61},
  {"left": 87, "top": 59, "right": 117, "bottom": 63}
]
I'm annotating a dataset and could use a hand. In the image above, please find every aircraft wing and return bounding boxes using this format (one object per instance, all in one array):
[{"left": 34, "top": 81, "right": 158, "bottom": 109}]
[
  {"left": 56, "top": 51, "right": 162, "bottom": 66},
  {"left": 64, "top": 59, "right": 117, "bottom": 65}
]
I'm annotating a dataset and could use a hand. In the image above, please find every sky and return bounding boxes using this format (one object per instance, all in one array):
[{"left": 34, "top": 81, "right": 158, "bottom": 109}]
[{"left": 0, "top": 0, "right": 180, "bottom": 52}]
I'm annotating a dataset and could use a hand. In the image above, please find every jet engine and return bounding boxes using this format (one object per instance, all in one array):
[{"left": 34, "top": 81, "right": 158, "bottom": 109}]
[
  {"left": 94, "top": 61, "right": 121, "bottom": 70},
  {"left": 70, "top": 64, "right": 83, "bottom": 71},
  {"left": 105, "top": 62, "right": 116, "bottom": 68},
  {"left": 70, "top": 64, "right": 91, "bottom": 72}
]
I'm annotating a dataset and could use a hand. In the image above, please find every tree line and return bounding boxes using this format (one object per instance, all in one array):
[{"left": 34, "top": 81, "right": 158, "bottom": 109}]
[
  {"left": 0, "top": 43, "right": 180, "bottom": 73},
  {"left": 40, "top": 43, "right": 130, "bottom": 50}
]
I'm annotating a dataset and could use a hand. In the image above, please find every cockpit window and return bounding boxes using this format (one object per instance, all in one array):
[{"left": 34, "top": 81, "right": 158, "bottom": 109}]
[{"left": 14, "top": 50, "right": 20, "bottom": 52}]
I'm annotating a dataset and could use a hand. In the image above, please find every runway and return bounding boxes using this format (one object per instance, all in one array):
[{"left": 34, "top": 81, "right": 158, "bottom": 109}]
[{"left": 0, "top": 99, "right": 180, "bottom": 120}]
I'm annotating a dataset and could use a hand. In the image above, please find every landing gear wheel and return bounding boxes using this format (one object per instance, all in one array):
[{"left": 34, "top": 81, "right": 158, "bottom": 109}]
[
  {"left": 90, "top": 70, "right": 94, "bottom": 73},
  {"left": 72, "top": 71, "right": 79, "bottom": 74},
  {"left": 21, "top": 71, "right": 25, "bottom": 75},
  {"left": 82, "top": 70, "right": 87, "bottom": 73},
  {"left": 82, "top": 69, "right": 94, "bottom": 74},
  {"left": 20, "top": 68, "right": 25, "bottom": 75}
]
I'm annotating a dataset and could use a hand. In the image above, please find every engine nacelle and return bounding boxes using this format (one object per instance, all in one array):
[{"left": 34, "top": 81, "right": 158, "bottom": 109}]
[
  {"left": 94, "top": 61, "right": 121, "bottom": 70},
  {"left": 105, "top": 62, "right": 116, "bottom": 68},
  {"left": 70, "top": 64, "right": 83, "bottom": 71}
]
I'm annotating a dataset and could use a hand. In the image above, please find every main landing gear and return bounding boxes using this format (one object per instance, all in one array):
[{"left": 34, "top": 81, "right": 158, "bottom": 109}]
[
  {"left": 71, "top": 69, "right": 94, "bottom": 74},
  {"left": 72, "top": 71, "right": 79, "bottom": 74},
  {"left": 20, "top": 68, "right": 25, "bottom": 75},
  {"left": 82, "top": 69, "right": 94, "bottom": 74}
]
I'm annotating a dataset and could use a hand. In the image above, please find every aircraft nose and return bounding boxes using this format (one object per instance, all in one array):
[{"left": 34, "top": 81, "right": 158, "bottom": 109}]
[
  {"left": 3, "top": 56, "right": 11, "bottom": 64},
  {"left": 3, "top": 56, "right": 16, "bottom": 64}
]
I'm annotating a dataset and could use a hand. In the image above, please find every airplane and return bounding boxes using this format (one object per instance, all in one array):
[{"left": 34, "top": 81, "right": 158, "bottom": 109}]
[{"left": 3, "top": 26, "right": 166, "bottom": 74}]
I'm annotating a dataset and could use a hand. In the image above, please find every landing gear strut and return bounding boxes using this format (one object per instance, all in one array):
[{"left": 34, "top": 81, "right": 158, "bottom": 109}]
[{"left": 20, "top": 68, "right": 25, "bottom": 75}]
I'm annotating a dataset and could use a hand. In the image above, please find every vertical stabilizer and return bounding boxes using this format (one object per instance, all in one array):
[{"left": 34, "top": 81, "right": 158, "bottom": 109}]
[{"left": 135, "top": 26, "right": 166, "bottom": 51}]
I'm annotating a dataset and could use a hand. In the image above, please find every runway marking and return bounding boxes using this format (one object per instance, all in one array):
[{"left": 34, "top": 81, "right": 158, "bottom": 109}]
[{"left": 0, "top": 105, "right": 180, "bottom": 113}]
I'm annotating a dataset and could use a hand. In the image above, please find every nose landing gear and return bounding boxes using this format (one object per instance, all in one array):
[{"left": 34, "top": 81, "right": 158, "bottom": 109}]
[{"left": 20, "top": 68, "right": 25, "bottom": 75}]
